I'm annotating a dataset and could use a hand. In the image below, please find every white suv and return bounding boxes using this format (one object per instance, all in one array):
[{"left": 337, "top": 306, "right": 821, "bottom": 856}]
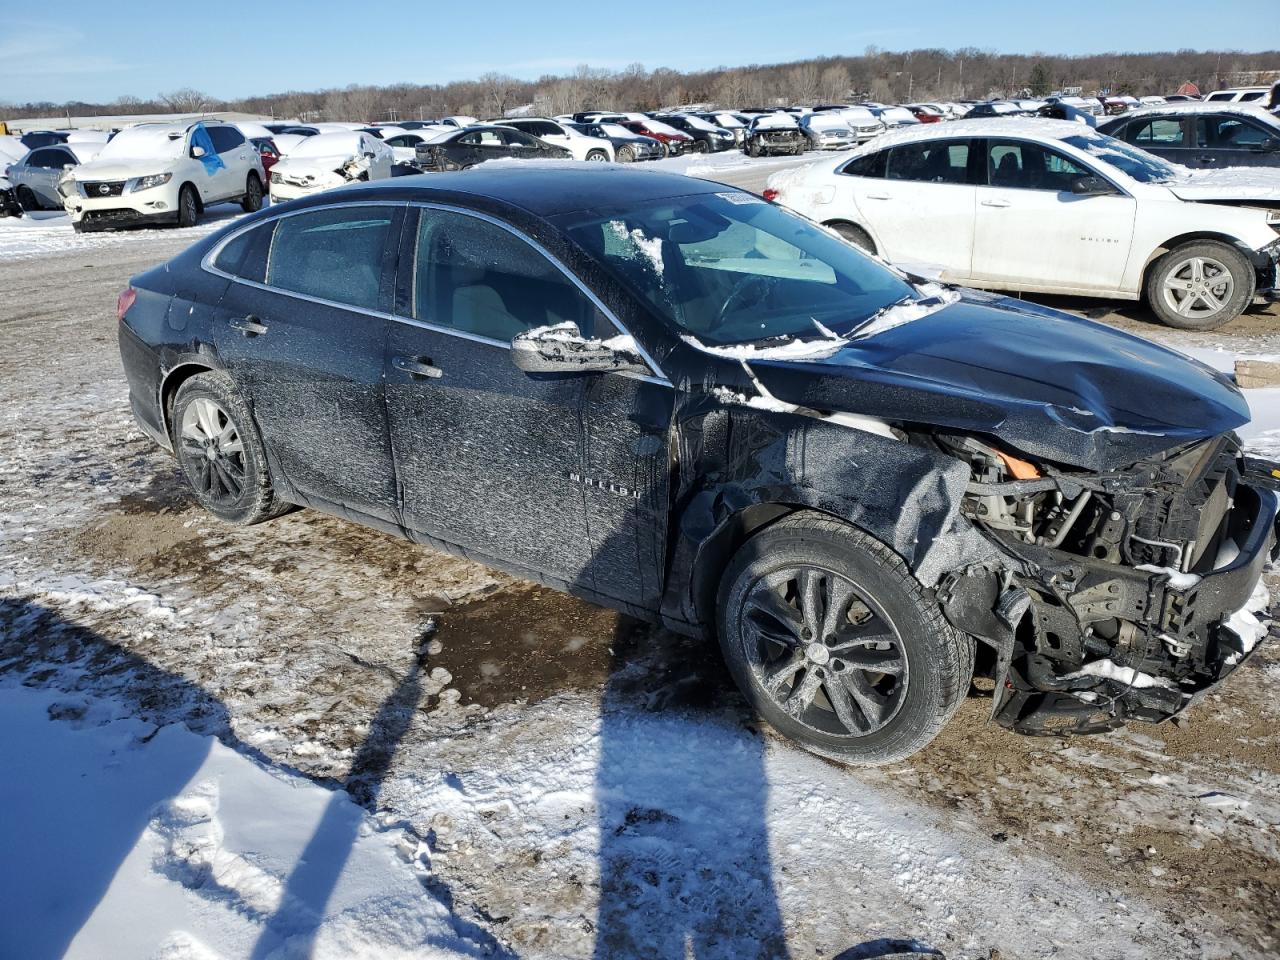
[{"left": 60, "top": 121, "right": 264, "bottom": 232}]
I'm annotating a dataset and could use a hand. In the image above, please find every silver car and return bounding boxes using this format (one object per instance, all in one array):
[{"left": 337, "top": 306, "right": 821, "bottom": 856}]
[{"left": 8, "top": 142, "right": 101, "bottom": 211}]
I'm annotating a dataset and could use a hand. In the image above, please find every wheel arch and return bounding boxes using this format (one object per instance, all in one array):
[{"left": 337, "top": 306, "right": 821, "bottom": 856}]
[
  {"left": 1138, "top": 230, "right": 1256, "bottom": 292},
  {"left": 159, "top": 360, "right": 219, "bottom": 444},
  {"left": 820, "top": 218, "right": 878, "bottom": 255},
  {"left": 688, "top": 501, "right": 882, "bottom": 635}
]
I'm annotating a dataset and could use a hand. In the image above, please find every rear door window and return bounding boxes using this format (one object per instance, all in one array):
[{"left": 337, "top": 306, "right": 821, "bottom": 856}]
[
  {"left": 207, "top": 126, "right": 246, "bottom": 154},
  {"left": 264, "top": 206, "right": 396, "bottom": 310},
  {"left": 840, "top": 150, "right": 887, "bottom": 178},
  {"left": 886, "top": 140, "right": 970, "bottom": 183}
]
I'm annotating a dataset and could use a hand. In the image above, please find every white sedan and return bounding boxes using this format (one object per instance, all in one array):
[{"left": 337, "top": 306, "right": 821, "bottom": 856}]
[
  {"left": 268, "top": 131, "right": 393, "bottom": 202},
  {"left": 766, "top": 118, "right": 1280, "bottom": 329}
]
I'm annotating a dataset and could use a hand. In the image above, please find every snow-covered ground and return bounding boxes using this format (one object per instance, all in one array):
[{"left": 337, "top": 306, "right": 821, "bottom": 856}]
[{"left": 3, "top": 166, "right": 1280, "bottom": 959}]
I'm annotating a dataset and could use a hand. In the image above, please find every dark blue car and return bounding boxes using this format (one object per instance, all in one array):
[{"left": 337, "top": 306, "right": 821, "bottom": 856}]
[{"left": 115, "top": 166, "right": 1277, "bottom": 762}]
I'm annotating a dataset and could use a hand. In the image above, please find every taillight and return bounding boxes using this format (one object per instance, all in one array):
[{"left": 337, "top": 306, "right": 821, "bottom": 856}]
[
  {"left": 117, "top": 286, "right": 137, "bottom": 321},
  {"left": 762, "top": 188, "right": 779, "bottom": 202}
]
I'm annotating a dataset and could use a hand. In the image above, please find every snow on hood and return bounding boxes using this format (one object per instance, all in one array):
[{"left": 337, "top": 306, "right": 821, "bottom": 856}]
[
  {"left": 751, "top": 113, "right": 800, "bottom": 131},
  {"left": 0, "top": 136, "right": 28, "bottom": 165},
  {"left": 1166, "top": 166, "right": 1280, "bottom": 203}
]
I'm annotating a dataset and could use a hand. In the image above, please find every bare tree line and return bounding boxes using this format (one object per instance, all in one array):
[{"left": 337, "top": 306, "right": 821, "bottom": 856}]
[{"left": 6, "top": 48, "right": 1278, "bottom": 122}]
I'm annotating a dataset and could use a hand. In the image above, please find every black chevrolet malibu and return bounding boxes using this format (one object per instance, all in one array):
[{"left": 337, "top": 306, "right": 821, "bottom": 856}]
[{"left": 117, "top": 166, "right": 1277, "bottom": 763}]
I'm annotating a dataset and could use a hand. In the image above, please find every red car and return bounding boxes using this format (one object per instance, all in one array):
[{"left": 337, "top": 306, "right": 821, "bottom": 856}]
[
  {"left": 617, "top": 119, "right": 693, "bottom": 156},
  {"left": 905, "top": 105, "right": 944, "bottom": 123},
  {"left": 250, "top": 137, "right": 281, "bottom": 179}
]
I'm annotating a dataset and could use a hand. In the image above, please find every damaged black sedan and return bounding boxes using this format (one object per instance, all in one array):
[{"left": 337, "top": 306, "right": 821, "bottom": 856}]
[{"left": 116, "top": 167, "right": 1277, "bottom": 764}]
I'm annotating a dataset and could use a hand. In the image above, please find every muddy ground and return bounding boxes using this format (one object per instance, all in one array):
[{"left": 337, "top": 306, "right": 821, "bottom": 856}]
[{"left": 2, "top": 191, "right": 1280, "bottom": 959}]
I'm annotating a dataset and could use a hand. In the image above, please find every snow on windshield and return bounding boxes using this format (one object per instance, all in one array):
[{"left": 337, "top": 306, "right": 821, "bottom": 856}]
[
  {"left": 600, "top": 123, "right": 634, "bottom": 138},
  {"left": 97, "top": 126, "right": 188, "bottom": 161},
  {"left": 679, "top": 115, "right": 720, "bottom": 132},
  {"left": 753, "top": 114, "right": 798, "bottom": 130},
  {"left": 1062, "top": 132, "right": 1181, "bottom": 183}
]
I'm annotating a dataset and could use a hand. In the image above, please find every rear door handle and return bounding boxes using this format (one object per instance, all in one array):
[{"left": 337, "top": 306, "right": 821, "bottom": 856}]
[
  {"left": 980, "top": 198, "right": 1012, "bottom": 208},
  {"left": 228, "top": 315, "right": 268, "bottom": 336},
  {"left": 1196, "top": 155, "right": 1218, "bottom": 163},
  {"left": 392, "top": 355, "right": 443, "bottom": 379},
  {"left": 864, "top": 192, "right": 891, "bottom": 200}
]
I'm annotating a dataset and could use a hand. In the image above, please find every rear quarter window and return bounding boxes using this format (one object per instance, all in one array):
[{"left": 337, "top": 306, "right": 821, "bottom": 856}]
[
  {"left": 263, "top": 207, "right": 396, "bottom": 310},
  {"left": 839, "top": 150, "right": 887, "bottom": 178}
]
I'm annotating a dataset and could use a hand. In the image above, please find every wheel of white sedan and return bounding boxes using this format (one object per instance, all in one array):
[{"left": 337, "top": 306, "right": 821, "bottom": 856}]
[
  {"left": 1146, "top": 240, "right": 1253, "bottom": 331},
  {"left": 717, "top": 512, "right": 974, "bottom": 765}
]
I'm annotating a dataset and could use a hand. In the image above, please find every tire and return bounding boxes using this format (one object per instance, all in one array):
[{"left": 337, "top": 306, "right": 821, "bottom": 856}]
[
  {"left": 829, "top": 222, "right": 876, "bottom": 255},
  {"left": 585, "top": 149, "right": 609, "bottom": 162},
  {"left": 241, "top": 173, "right": 263, "bottom": 212},
  {"left": 692, "top": 139, "right": 708, "bottom": 153},
  {"left": 745, "top": 141, "right": 760, "bottom": 158},
  {"left": 171, "top": 372, "right": 290, "bottom": 525},
  {"left": 16, "top": 186, "right": 42, "bottom": 212},
  {"left": 1145, "top": 240, "right": 1254, "bottom": 330},
  {"left": 616, "top": 144, "right": 635, "bottom": 163},
  {"left": 717, "top": 512, "right": 974, "bottom": 765},
  {"left": 177, "top": 185, "right": 199, "bottom": 228}
]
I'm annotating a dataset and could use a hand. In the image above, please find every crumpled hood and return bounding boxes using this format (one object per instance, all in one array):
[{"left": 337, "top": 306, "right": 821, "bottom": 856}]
[
  {"left": 272, "top": 155, "right": 356, "bottom": 178},
  {"left": 1165, "top": 168, "right": 1280, "bottom": 204},
  {"left": 746, "top": 291, "right": 1249, "bottom": 470}
]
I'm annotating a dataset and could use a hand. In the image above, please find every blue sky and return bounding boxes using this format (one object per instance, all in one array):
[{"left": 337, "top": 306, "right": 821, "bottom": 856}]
[{"left": 2, "top": 0, "right": 1274, "bottom": 104}]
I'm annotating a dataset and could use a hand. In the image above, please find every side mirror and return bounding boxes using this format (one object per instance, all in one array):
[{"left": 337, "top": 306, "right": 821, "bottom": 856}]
[
  {"left": 1069, "top": 175, "right": 1114, "bottom": 196},
  {"left": 511, "top": 322, "right": 650, "bottom": 376},
  {"left": 1258, "top": 139, "right": 1280, "bottom": 152},
  {"left": 191, "top": 145, "right": 206, "bottom": 158}
]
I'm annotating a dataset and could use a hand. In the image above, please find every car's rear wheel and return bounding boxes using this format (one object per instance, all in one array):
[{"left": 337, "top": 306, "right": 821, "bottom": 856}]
[
  {"left": 172, "top": 373, "right": 290, "bottom": 525},
  {"left": 585, "top": 149, "right": 609, "bottom": 162},
  {"left": 1146, "top": 240, "right": 1253, "bottom": 330},
  {"left": 241, "top": 173, "right": 263, "bottom": 212},
  {"left": 176, "top": 185, "right": 199, "bottom": 228},
  {"left": 16, "top": 186, "right": 42, "bottom": 212},
  {"left": 828, "top": 221, "right": 876, "bottom": 254},
  {"left": 717, "top": 512, "right": 973, "bottom": 765},
  {"left": 615, "top": 144, "right": 635, "bottom": 163}
]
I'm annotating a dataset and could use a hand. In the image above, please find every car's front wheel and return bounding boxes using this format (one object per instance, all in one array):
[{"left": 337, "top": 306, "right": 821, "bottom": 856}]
[
  {"left": 718, "top": 513, "right": 973, "bottom": 765},
  {"left": 176, "top": 184, "right": 199, "bottom": 228},
  {"left": 16, "top": 186, "right": 42, "bottom": 212},
  {"left": 241, "top": 173, "right": 263, "bottom": 212},
  {"left": 172, "top": 372, "right": 290, "bottom": 525},
  {"left": 1146, "top": 240, "right": 1253, "bottom": 330},
  {"left": 615, "top": 144, "right": 635, "bottom": 163},
  {"left": 585, "top": 149, "right": 609, "bottom": 162}
]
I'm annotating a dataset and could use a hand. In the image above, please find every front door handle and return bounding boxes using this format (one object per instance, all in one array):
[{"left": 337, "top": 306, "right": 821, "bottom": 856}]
[
  {"left": 1196, "top": 155, "right": 1218, "bottom": 164},
  {"left": 392, "top": 355, "right": 443, "bottom": 379},
  {"left": 229, "top": 315, "right": 268, "bottom": 336},
  {"left": 980, "top": 198, "right": 1012, "bottom": 208}
]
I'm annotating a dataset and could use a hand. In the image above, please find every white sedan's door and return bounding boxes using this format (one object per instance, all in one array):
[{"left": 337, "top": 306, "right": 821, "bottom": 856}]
[
  {"left": 971, "top": 139, "right": 1137, "bottom": 293},
  {"left": 850, "top": 138, "right": 978, "bottom": 280}
]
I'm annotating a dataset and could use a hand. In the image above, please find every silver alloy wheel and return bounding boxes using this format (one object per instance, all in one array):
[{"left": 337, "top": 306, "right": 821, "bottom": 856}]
[
  {"left": 587, "top": 151, "right": 608, "bottom": 162},
  {"left": 1161, "top": 254, "right": 1234, "bottom": 321},
  {"left": 739, "top": 566, "right": 908, "bottom": 737},
  {"left": 179, "top": 397, "right": 246, "bottom": 504}
]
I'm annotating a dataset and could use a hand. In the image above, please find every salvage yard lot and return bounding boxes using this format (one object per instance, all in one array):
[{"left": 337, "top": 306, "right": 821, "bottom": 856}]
[{"left": 3, "top": 153, "right": 1280, "bottom": 959}]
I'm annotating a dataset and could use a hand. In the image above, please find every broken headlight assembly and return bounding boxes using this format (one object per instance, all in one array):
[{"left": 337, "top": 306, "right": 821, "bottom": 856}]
[{"left": 935, "top": 432, "right": 1275, "bottom": 736}]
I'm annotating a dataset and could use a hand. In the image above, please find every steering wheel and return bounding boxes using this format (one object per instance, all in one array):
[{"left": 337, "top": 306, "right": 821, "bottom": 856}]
[{"left": 714, "top": 274, "right": 775, "bottom": 330}]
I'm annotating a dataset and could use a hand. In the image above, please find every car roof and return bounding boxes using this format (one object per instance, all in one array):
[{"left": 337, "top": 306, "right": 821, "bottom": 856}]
[
  {"left": 1105, "top": 101, "right": 1279, "bottom": 122},
  {"left": 298, "top": 164, "right": 726, "bottom": 217},
  {"left": 851, "top": 117, "right": 1091, "bottom": 152}
]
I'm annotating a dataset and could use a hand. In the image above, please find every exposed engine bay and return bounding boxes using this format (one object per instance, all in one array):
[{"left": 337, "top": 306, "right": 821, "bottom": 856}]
[{"left": 934, "top": 432, "right": 1277, "bottom": 735}]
